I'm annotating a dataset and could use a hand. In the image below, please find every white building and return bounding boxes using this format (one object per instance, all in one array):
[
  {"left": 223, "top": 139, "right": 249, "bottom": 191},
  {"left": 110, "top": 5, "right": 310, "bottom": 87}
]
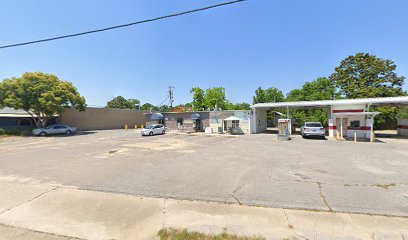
[{"left": 250, "top": 96, "right": 408, "bottom": 139}]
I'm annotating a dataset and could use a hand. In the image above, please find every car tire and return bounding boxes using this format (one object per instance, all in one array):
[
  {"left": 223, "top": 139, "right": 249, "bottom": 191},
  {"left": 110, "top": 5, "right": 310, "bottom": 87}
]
[
  {"left": 149, "top": 131, "right": 153, "bottom": 136},
  {"left": 40, "top": 132, "right": 47, "bottom": 137},
  {"left": 162, "top": 130, "right": 165, "bottom": 135},
  {"left": 66, "top": 130, "right": 72, "bottom": 135}
]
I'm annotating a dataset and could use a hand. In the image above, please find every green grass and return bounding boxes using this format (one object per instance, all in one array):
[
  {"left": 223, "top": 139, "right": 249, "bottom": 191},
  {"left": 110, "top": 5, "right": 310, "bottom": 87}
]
[{"left": 158, "top": 228, "right": 265, "bottom": 240}]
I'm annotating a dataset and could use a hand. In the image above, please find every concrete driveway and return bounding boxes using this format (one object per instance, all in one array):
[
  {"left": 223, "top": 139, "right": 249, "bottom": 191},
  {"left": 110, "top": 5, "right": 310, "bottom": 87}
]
[{"left": 0, "top": 130, "right": 407, "bottom": 217}]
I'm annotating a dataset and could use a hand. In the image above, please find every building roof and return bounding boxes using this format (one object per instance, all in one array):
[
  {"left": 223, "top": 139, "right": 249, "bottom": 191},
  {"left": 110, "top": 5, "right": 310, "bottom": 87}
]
[
  {"left": 0, "top": 107, "right": 34, "bottom": 117},
  {"left": 251, "top": 96, "right": 408, "bottom": 109}
]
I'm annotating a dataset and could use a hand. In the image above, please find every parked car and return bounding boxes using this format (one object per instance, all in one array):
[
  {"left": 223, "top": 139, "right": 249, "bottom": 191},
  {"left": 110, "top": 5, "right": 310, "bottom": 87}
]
[
  {"left": 300, "top": 122, "right": 325, "bottom": 138},
  {"left": 141, "top": 124, "right": 166, "bottom": 136},
  {"left": 32, "top": 125, "right": 77, "bottom": 136}
]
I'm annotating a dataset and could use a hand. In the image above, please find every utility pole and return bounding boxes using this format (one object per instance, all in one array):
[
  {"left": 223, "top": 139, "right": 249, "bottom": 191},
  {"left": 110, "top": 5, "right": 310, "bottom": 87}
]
[{"left": 168, "top": 86, "right": 175, "bottom": 110}]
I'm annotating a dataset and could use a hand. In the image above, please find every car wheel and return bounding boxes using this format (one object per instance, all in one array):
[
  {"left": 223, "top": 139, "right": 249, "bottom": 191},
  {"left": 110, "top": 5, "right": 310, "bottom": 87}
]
[
  {"left": 40, "top": 132, "right": 47, "bottom": 137},
  {"left": 66, "top": 130, "right": 72, "bottom": 135},
  {"left": 149, "top": 131, "right": 153, "bottom": 136},
  {"left": 162, "top": 130, "right": 165, "bottom": 135}
]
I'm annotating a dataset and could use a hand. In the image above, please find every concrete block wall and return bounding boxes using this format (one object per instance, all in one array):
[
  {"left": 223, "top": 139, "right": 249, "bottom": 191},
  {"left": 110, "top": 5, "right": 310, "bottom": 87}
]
[{"left": 61, "top": 107, "right": 148, "bottom": 131}]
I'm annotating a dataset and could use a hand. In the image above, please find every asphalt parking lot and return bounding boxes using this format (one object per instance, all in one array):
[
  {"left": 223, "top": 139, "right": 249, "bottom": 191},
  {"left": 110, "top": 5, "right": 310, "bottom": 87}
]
[{"left": 0, "top": 130, "right": 407, "bottom": 217}]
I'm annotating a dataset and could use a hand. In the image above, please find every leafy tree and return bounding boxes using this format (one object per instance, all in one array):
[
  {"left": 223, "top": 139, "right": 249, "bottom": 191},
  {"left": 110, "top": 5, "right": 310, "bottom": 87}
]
[
  {"left": 288, "top": 77, "right": 340, "bottom": 101},
  {"left": 253, "top": 87, "right": 284, "bottom": 104},
  {"left": 106, "top": 96, "right": 140, "bottom": 109},
  {"left": 330, "top": 53, "right": 405, "bottom": 98},
  {"left": 140, "top": 103, "right": 158, "bottom": 111},
  {"left": 397, "top": 106, "right": 408, "bottom": 119},
  {"left": 158, "top": 105, "right": 171, "bottom": 112},
  {"left": 286, "top": 77, "right": 339, "bottom": 126},
  {"left": 0, "top": 72, "right": 86, "bottom": 128},
  {"left": 204, "top": 87, "right": 227, "bottom": 110},
  {"left": 227, "top": 102, "right": 251, "bottom": 110},
  {"left": 190, "top": 87, "right": 205, "bottom": 111}
]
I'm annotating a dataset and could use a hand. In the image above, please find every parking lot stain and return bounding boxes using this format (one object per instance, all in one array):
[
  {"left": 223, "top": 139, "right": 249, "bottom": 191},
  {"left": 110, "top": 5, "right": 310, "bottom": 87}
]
[
  {"left": 109, "top": 150, "right": 119, "bottom": 154},
  {"left": 372, "top": 183, "right": 397, "bottom": 190}
]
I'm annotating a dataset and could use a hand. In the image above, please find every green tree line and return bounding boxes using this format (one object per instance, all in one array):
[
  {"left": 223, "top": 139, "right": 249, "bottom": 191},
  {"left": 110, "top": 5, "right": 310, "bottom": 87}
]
[{"left": 253, "top": 53, "right": 407, "bottom": 128}]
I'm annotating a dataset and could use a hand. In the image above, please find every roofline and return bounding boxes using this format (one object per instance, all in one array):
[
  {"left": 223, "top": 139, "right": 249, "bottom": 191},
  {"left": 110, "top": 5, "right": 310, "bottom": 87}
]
[
  {"left": 251, "top": 96, "right": 408, "bottom": 109},
  {"left": 143, "top": 110, "right": 250, "bottom": 115}
]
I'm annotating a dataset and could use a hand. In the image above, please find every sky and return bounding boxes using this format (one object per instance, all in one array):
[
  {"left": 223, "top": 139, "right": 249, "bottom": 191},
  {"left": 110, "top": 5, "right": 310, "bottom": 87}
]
[{"left": 1, "top": 0, "right": 408, "bottom": 107}]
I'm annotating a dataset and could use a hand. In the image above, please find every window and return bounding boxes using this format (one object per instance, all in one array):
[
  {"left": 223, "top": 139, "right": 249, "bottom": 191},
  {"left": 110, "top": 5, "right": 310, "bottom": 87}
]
[
  {"left": 305, "top": 123, "right": 322, "bottom": 128},
  {"left": 350, "top": 120, "right": 360, "bottom": 128},
  {"left": 177, "top": 118, "right": 183, "bottom": 126},
  {"left": 232, "top": 120, "right": 240, "bottom": 128}
]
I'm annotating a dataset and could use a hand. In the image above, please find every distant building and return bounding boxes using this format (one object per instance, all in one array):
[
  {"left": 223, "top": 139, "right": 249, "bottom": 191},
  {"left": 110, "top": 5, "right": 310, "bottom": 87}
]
[
  {"left": 145, "top": 110, "right": 251, "bottom": 134},
  {"left": 0, "top": 107, "right": 58, "bottom": 129}
]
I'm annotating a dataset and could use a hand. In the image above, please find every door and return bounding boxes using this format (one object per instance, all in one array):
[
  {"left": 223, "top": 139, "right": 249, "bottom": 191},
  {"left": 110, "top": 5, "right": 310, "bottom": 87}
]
[
  {"left": 153, "top": 125, "right": 161, "bottom": 134},
  {"left": 50, "top": 126, "right": 62, "bottom": 134},
  {"left": 194, "top": 120, "right": 201, "bottom": 131},
  {"left": 336, "top": 118, "right": 348, "bottom": 138}
]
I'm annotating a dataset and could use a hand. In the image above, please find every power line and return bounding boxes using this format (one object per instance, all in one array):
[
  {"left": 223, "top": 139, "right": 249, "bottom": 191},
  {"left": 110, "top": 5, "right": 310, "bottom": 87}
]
[{"left": 0, "top": 0, "right": 247, "bottom": 49}]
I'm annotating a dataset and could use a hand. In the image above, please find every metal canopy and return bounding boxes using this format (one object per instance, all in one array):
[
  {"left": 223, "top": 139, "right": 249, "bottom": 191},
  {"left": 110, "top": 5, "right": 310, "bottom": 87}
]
[
  {"left": 251, "top": 96, "right": 408, "bottom": 109},
  {"left": 332, "top": 112, "right": 380, "bottom": 116},
  {"left": 151, "top": 113, "right": 164, "bottom": 120}
]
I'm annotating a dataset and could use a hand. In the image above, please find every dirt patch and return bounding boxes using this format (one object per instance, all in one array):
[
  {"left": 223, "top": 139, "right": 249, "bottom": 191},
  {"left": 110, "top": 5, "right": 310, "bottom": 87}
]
[{"left": 123, "top": 138, "right": 195, "bottom": 152}]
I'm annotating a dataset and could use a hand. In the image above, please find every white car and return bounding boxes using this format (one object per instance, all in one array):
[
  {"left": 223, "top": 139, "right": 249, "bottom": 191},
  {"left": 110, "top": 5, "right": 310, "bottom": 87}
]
[
  {"left": 141, "top": 124, "right": 166, "bottom": 136},
  {"left": 32, "top": 125, "right": 77, "bottom": 136},
  {"left": 300, "top": 122, "right": 325, "bottom": 138}
]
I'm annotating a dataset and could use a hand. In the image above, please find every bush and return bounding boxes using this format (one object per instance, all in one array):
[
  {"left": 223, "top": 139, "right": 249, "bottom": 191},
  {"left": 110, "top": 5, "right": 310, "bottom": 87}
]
[
  {"left": 5, "top": 129, "right": 22, "bottom": 135},
  {"left": 0, "top": 128, "right": 5, "bottom": 135}
]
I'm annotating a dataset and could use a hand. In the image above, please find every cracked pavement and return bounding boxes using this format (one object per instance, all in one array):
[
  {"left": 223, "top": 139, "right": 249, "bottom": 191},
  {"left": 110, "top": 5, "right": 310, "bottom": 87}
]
[
  {"left": 0, "top": 181, "right": 407, "bottom": 240},
  {"left": 0, "top": 130, "right": 408, "bottom": 217}
]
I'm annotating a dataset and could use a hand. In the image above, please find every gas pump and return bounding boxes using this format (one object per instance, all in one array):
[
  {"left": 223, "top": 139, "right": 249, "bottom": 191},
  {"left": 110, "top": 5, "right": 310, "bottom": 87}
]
[{"left": 277, "top": 118, "right": 292, "bottom": 141}]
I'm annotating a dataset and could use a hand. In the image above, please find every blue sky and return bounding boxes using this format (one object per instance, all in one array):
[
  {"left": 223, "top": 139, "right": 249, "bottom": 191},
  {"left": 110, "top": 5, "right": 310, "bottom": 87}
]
[{"left": 1, "top": 0, "right": 407, "bottom": 107}]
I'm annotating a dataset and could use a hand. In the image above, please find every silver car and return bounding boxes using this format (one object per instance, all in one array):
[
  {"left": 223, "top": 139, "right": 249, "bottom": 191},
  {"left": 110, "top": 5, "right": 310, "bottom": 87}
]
[
  {"left": 141, "top": 124, "right": 166, "bottom": 136},
  {"left": 300, "top": 122, "right": 325, "bottom": 138},
  {"left": 32, "top": 125, "right": 77, "bottom": 136}
]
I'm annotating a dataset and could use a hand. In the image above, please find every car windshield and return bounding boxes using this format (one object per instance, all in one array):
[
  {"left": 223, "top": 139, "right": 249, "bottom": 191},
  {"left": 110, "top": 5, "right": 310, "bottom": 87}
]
[
  {"left": 306, "top": 123, "right": 322, "bottom": 127},
  {"left": 144, "top": 125, "right": 155, "bottom": 129},
  {"left": 45, "top": 125, "right": 54, "bottom": 129}
]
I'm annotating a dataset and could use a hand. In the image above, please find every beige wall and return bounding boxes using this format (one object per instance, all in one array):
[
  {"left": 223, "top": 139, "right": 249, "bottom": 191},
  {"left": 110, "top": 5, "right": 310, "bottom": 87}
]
[
  {"left": 209, "top": 110, "right": 251, "bottom": 134},
  {"left": 61, "top": 107, "right": 148, "bottom": 131},
  {"left": 145, "top": 112, "right": 210, "bottom": 132}
]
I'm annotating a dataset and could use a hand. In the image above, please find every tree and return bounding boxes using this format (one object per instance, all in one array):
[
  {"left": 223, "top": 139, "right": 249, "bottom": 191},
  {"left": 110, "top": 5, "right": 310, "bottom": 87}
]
[
  {"left": 330, "top": 53, "right": 405, "bottom": 99},
  {"left": 398, "top": 106, "right": 408, "bottom": 119},
  {"left": 204, "top": 87, "right": 227, "bottom": 110},
  {"left": 227, "top": 102, "right": 251, "bottom": 110},
  {"left": 286, "top": 77, "right": 340, "bottom": 101},
  {"left": 140, "top": 103, "right": 158, "bottom": 111},
  {"left": 190, "top": 87, "right": 205, "bottom": 111},
  {"left": 106, "top": 96, "right": 140, "bottom": 109},
  {"left": 286, "top": 77, "right": 340, "bottom": 126},
  {"left": 0, "top": 72, "right": 86, "bottom": 128},
  {"left": 253, "top": 87, "right": 284, "bottom": 104}
]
